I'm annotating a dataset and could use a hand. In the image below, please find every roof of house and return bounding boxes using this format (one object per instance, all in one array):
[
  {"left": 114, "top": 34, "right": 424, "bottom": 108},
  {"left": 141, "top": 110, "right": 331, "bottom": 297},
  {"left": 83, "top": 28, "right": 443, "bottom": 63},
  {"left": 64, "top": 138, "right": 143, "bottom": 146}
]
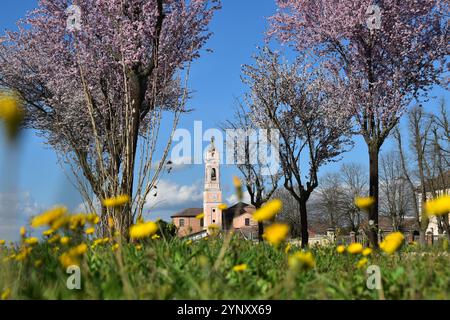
[
  {"left": 171, "top": 208, "right": 203, "bottom": 218},
  {"left": 223, "top": 202, "right": 256, "bottom": 217}
]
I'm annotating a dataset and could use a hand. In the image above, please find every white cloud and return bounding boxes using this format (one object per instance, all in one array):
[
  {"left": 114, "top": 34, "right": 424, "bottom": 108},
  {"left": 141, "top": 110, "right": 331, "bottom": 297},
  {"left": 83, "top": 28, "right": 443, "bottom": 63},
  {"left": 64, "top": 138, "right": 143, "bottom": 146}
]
[
  {"left": 0, "top": 192, "right": 44, "bottom": 241},
  {"left": 145, "top": 179, "right": 203, "bottom": 211},
  {"left": 226, "top": 192, "right": 252, "bottom": 205}
]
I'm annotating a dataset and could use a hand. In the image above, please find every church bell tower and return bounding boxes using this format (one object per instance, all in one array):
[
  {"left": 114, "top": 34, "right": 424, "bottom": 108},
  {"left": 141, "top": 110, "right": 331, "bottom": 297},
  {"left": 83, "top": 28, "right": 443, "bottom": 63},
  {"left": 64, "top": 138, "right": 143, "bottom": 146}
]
[{"left": 203, "top": 137, "right": 223, "bottom": 231}]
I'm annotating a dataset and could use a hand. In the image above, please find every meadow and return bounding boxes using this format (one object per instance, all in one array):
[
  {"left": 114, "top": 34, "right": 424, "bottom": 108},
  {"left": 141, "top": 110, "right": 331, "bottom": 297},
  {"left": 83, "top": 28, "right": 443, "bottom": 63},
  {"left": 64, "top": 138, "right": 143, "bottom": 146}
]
[{"left": 1, "top": 232, "right": 449, "bottom": 300}]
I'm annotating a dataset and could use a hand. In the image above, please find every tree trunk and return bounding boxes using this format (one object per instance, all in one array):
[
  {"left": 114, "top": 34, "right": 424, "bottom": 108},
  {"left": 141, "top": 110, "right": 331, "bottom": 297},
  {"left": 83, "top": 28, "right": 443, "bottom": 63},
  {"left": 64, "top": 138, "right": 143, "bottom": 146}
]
[
  {"left": 368, "top": 146, "right": 379, "bottom": 248},
  {"left": 258, "top": 222, "right": 264, "bottom": 242},
  {"left": 299, "top": 199, "right": 309, "bottom": 248}
]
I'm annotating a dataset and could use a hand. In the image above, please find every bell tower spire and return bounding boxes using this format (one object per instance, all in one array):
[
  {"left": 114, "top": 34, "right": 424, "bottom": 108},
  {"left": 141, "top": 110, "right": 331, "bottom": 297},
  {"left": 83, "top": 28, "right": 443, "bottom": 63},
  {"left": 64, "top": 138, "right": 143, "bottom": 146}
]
[{"left": 203, "top": 136, "right": 223, "bottom": 231}]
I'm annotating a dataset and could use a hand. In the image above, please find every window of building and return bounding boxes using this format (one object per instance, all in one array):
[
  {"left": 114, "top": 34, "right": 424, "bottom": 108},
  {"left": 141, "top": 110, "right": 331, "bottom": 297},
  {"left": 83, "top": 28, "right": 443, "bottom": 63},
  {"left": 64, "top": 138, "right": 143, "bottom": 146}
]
[
  {"left": 200, "top": 218, "right": 204, "bottom": 227},
  {"left": 179, "top": 219, "right": 185, "bottom": 227},
  {"left": 211, "top": 168, "right": 217, "bottom": 181},
  {"left": 245, "top": 218, "right": 250, "bottom": 226}
]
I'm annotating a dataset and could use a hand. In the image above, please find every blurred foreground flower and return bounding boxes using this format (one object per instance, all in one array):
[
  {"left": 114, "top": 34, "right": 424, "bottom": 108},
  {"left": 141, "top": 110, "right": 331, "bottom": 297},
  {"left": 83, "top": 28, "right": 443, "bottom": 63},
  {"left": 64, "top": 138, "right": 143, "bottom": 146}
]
[
  {"left": 379, "top": 232, "right": 404, "bottom": 255},
  {"left": 356, "top": 257, "right": 368, "bottom": 268},
  {"left": 233, "top": 176, "right": 243, "bottom": 201},
  {"left": 288, "top": 251, "right": 315, "bottom": 270},
  {"left": 130, "top": 221, "right": 158, "bottom": 239},
  {"left": 24, "top": 237, "right": 39, "bottom": 245},
  {"left": 424, "top": 195, "right": 450, "bottom": 217},
  {"left": 102, "top": 195, "right": 130, "bottom": 207},
  {"left": 232, "top": 264, "right": 248, "bottom": 272},
  {"left": 347, "top": 243, "right": 363, "bottom": 254},
  {"left": 218, "top": 203, "right": 228, "bottom": 210},
  {"left": 253, "top": 199, "right": 282, "bottom": 222},
  {"left": 1, "top": 288, "right": 11, "bottom": 300},
  {"left": 263, "top": 223, "right": 289, "bottom": 246},
  {"left": 0, "top": 90, "right": 24, "bottom": 140},
  {"left": 59, "top": 243, "right": 88, "bottom": 268},
  {"left": 362, "top": 248, "right": 373, "bottom": 256},
  {"left": 195, "top": 212, "right": 204, "bottom": 220},
  {"left": 336, "top": 245, "right": 346, "bottom": 254},
  {"left": 354, "top": 196, "right": 375, "bottom": 211},
  {"left": 31, "top": 206, "right": 67, "bottom": 228}
]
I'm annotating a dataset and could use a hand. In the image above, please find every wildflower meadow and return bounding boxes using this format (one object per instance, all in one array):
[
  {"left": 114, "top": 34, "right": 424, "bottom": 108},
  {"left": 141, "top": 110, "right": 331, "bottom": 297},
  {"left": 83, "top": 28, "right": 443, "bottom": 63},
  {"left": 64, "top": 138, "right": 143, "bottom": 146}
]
[{"left": 0, "top": 0, "right": 449, "bottom": 306}]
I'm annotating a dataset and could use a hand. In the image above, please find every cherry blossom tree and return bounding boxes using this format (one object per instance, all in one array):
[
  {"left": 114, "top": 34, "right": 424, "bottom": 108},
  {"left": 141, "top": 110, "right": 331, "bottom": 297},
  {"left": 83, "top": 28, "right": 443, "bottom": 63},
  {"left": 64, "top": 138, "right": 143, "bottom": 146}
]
[
  {"left": 243, "top": 48, "right": 352, "bottom": 247},
  {"left": 269, "top": 0, "right": 449, "bottom": 246},
  {"left": 0, "top": 0, "right": 220, "bottom": 235}
]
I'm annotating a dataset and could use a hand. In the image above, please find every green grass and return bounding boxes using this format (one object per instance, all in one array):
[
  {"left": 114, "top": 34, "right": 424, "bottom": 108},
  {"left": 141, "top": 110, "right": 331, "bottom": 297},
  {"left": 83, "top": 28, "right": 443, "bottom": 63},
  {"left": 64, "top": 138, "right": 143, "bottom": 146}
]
[{"left": 0, "top": 238, "right": 449, "bottom": 300}]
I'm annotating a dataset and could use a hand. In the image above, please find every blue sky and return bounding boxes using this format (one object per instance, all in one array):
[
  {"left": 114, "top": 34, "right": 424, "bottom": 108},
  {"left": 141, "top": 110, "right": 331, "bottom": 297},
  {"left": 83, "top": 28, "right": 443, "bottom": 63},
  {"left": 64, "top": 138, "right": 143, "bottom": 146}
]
[{"left": 0, "top": 0, "right": 448, "bottom": 240}]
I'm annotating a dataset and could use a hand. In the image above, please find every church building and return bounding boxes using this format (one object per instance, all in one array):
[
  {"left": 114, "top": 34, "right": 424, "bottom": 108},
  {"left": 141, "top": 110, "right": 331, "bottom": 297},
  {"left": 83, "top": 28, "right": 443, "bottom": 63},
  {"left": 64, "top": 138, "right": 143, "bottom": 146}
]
[{"left": 171, "top": 138, "right": 258, "bottom": 239}]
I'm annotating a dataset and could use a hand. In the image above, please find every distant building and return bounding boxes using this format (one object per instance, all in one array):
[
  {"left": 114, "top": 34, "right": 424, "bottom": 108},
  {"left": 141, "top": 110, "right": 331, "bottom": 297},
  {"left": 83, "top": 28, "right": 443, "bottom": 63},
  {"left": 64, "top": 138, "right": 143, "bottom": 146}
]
[
  {"left": 171, "top": 137, "right": 258, "bottom": 239},
  {"left": 416, "top": 172, "right": 450, "bottom": 236}
]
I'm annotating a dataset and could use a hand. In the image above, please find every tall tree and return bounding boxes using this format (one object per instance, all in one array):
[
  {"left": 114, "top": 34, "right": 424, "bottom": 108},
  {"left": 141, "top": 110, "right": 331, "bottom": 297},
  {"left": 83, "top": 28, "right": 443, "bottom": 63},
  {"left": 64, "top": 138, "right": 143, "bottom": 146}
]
[
  {"left": 222, "top": 103, "right": 281, "bottom": 241},
  {"left": 379, "top": 151, "right": 411, "bottom": 231},
  {"left": 242, "top": 48, "right": 352, "bottom": 247},
  {"left": 0, "top": 0, "right": 219, "bottom": 235},
  {"left": 269, "top": 0, "right": 449, "bottom": 247}
]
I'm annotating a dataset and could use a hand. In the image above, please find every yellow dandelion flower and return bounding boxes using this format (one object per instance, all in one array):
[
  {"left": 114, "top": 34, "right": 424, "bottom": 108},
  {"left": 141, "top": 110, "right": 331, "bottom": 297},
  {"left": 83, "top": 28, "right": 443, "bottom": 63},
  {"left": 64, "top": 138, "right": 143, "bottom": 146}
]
[
  {"left": 48, "top": 234, "right": 61, "bottom": 244},
  {"left": 0, "top": 90, "right": 24, "bottom": 139},
  {"left": 102, "top": 195, "right": 130, "bottom": 207},
  {"left": 85, "top": 227, "right": 95, "bottom": 235},
  {"left": 151, "top": 234, "right": 160, "bottom": 240},
  {"left": 253, "top": 199, "right": 283, "bottom": 222},
  {"left": 347, "top": 243, "right": 363, "bottom": 254},
  {"left": 108, "top": 216, "right": 115, "bottom": 229},
  {"left": 263, "top": 223, "right": 289, "bottom": 246},
  {"left": 31, "top": 206, "right": 67, "bottom": 228},
  {"left": 354, "top": 196, "right": 375, "bottom": 211},
  {"left": 195, "top": 212, "right": 205, "bottom": 220},
  {"left": 60, "top": 237, "right": 70, "bottom": 245},
  {"left": 232, "top": 264, "right": 248, "bottom": 272},
  {"left": 34, "top": 260, "right": 43, "bottom": 268},
  {"left": 362, "top": 248, "right": 373, "bottom": 256},
  {"left": 42, "top": 229, "right": 54, "bottom": 237},
  {"left": 233, "top": 176, "right": 242, "bottom": 188},
  {"left": 51, "top": 216, "right": 70, "bottom": 230},
  {"left": 288, "top": 251, "right": 316, "bottom": 270},
  {"left": 336, "top": 245, "right": 346, "bottom": 254},
  {"left": 1, "top": 288, "right": 11, "bottom": 300},
  {"left": 130, "top": 221, "right": 158, "bottom": 239},
  {"left": 59, "top": 253, "right": 78, "bottom": 268},
  {"left": 0, "top": 240, "right": 6, "bottom": 246},
  {"left": 186, "top": 240, "right": 193, "bottom": 245},
  {"left": 24, "top": 237, "right": 39, "bottom": 245},
  {"left": 379, "top": 232, "right": 404, "bottom": 255},
  {"left": 285, "top": 243, "right": 292, "bottom": 254},
  {"left": 218, "top": 203, "right": 228, "bottom": 210},
  {"left": 424, "top": 195, "right": 450, "bottom": 217},
  {"left": 111, "top": 243, "right": 119, "bottom": 252},
  {"left": 20, "top": 226, "right": 26, "bottom": 237},
  {"left": 135, "top": 244, "right": 143, "bottom": 251},
  {"left": 356, "top": 257, "right": 368, "bottom": 268},
  {"left": 208, "top": 224, "right": 220, "bottom": 230},
  {"left": 67, "top": 243, "right": 88, "bottom": 256},
  {"left": 86, "top": 213, "right": 100, "bottom": 224},
  {"left": 69, "top": 214, "right": 86, "bottom": 230},
  {"left": 15, "top": 247, "right": 32, "bottom": 261}
]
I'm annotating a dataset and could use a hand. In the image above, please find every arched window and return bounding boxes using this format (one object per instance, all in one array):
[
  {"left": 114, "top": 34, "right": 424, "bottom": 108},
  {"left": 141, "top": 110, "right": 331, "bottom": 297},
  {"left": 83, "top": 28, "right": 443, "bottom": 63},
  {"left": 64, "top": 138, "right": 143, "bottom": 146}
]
[{"left": 211, "top": 168, "right": 217, "bottom": 181}]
